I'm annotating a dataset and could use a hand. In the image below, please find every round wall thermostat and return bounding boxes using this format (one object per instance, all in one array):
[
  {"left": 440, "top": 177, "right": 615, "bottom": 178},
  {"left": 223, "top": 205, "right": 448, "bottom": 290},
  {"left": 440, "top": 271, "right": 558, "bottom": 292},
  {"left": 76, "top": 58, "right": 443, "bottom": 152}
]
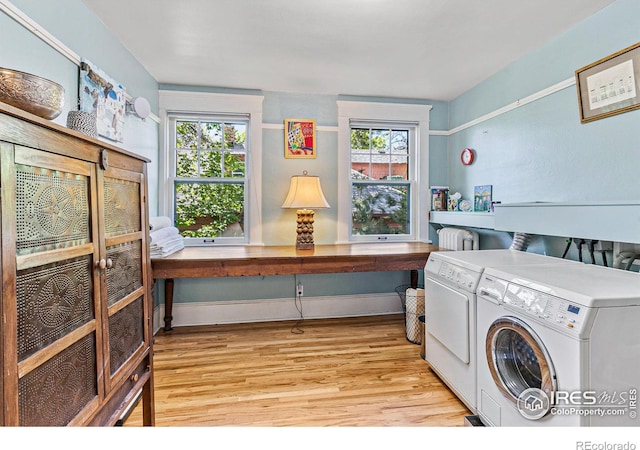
[{"left": 461, "top": 148, "right": 475, "bottom": 165}]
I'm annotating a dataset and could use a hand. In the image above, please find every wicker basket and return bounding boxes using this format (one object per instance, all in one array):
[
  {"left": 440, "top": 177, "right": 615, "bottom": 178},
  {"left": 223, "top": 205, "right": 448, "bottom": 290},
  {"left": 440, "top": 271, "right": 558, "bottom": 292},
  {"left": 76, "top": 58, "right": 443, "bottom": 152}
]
[{"left": 395, "top": 284, "right": 425, "bottom": 345}]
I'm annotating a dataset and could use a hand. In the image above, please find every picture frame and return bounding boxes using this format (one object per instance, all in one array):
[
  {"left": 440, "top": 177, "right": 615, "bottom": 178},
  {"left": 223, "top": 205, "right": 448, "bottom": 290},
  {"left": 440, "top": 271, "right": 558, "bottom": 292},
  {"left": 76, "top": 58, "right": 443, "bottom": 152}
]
[
  {"left": 79, "top": 58, "right": 126, "bottom": 142},
  {"left": 284, "top": 118, "right": 316, "bottom": 158},
  {"left": 575, "top": 42, "right": 640, "bottom": 123},
  {"left": 474, "top": 185, "right": 492, "bottom": 212}
]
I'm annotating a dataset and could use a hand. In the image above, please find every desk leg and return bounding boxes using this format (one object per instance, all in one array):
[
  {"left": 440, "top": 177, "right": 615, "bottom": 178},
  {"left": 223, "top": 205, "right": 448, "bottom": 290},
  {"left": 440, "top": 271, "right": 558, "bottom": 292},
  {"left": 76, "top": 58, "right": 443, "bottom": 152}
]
[
  {"left": 164, "top": 278, "right": 174, "bottom": 331},
  {"left": 410, "top": 270, "right": 418, "bottom": 289}
]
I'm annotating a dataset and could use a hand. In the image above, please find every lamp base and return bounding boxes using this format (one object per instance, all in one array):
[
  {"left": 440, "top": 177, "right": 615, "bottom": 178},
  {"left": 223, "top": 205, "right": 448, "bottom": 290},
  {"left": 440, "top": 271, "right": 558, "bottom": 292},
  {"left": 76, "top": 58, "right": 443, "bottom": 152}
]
[
  {"left": 296, "top": 242, "right": 314, "bottom": 250},
  {"left": 295, "top": 209, "right": 315, "bottom": 250}
]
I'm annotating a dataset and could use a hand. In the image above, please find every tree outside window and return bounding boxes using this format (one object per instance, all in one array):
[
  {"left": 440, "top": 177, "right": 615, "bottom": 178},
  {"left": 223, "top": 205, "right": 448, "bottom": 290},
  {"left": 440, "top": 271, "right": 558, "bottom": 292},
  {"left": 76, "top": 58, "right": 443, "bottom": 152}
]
[
  {"left": 173, "top": 119, "right": 247, "bottom": 240},
  {"left": 350, "top": 126, "right": 410, "bottom": 236}
]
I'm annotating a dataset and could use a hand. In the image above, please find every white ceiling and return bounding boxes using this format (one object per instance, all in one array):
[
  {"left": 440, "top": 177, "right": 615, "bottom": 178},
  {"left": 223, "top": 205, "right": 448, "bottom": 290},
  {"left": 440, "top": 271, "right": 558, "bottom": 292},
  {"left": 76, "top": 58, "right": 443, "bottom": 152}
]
[{"left": 82, "top": 0, "right": 616, "bottom": 102}]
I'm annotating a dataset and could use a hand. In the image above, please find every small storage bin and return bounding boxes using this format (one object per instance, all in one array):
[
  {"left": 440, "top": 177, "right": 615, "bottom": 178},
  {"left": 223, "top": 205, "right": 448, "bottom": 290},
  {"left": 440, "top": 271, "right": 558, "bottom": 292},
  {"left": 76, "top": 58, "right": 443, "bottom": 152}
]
[{"left": 395, "top": 284, "right": 425, "bottom": 345}]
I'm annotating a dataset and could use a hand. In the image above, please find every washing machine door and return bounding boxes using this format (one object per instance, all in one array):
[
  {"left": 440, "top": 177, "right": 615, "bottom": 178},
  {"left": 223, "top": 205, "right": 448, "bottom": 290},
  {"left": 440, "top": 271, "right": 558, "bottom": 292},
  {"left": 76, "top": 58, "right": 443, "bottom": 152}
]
[{"left": 486, "top": 316, "right": 557, "bottom": 412}]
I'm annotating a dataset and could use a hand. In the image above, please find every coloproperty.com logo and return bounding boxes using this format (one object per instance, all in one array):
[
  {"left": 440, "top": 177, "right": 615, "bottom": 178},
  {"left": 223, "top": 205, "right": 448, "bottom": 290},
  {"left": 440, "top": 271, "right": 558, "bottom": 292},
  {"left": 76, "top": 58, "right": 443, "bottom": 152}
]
[{"left": 516, "top": 387, "right": 637, "bottom": 420}]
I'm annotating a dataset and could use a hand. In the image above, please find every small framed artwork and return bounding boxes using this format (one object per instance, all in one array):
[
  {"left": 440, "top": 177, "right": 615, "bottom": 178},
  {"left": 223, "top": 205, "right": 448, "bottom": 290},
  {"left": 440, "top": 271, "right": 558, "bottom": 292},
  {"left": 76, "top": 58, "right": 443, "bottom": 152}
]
[
  {"left": 284, "top": 118, "right": 316, "bottom": 158},
  {"left": 79, "top": 58, "right": 126, "bottom": 142},
  {"left": 474, "top": 185, "right": 492, "bottom": 212},
  {"left": 575, "top": 42, "right": 640, "bottom": 123}
]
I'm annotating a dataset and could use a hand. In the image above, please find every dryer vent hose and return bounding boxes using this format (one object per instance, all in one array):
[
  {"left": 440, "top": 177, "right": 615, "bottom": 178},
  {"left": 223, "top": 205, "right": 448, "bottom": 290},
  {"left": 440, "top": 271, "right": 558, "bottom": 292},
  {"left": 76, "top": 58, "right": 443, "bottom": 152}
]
[
  {"left": 510, "top": 232, "right": 531, "bottom": 252},
  {"left": 613, "top": 251, "right": 640, "bottom": 270}
]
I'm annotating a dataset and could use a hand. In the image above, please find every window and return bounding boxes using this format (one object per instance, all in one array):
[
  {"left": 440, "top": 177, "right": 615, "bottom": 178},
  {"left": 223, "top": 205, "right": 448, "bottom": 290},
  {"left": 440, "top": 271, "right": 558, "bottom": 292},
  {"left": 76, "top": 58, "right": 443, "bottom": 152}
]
[
  {"left": 159, "top": 91, "right": 264, "bottom": 245},
  {"left": 337, "top": 101, "right": 431, "bottom": 243},
  {"left": 169, "top": 115, "right": 248, "bottom": 244},
  {"left": 350, "top": 124, "right": 413, "bottom": 237}
]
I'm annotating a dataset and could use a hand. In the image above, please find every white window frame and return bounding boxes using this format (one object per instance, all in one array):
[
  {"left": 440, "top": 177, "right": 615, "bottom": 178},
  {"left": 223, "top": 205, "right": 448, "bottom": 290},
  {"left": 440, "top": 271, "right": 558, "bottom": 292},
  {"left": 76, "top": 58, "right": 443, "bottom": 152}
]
[
  {"left": 159, "top": 90, "right": 264, "bottom": 245},
  {"left": 337, "top": 101, "right": 431, "bottom": 243}
]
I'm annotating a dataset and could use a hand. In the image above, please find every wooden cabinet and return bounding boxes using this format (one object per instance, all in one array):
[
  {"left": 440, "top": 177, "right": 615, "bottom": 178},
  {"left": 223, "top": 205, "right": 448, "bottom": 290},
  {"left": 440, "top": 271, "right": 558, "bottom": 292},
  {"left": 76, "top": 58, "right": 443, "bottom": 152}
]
[{"left": 0, "top": 102, "right": 154, "bottom": 426}]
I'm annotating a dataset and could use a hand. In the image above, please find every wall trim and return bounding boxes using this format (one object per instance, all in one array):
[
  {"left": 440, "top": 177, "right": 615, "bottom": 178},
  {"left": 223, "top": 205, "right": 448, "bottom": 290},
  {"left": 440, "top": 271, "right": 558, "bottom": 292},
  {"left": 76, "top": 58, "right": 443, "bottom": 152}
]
[
  {"left": 263, "top": 123, "right": 339, "bottom": 132},
  {"left": 152, "top": 292, "right": 403, "bottom": 333},
  {"left": 446, "top": 76, "right": 576, "bottom": 135},
  {"left": 263, "top": 76, "right": 574, "bottom": 136}
]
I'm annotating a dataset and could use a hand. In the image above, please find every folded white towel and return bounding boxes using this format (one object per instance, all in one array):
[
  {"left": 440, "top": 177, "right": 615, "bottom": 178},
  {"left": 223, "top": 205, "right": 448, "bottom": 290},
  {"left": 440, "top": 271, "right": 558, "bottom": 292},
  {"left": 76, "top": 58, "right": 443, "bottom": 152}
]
[
  {"left": 150, "top": 235, "right": 183, "bottom": 250},
  {"left": 149, "top": 226, "right": 180, "bottom": 243},
  {"left": 149, "top": 216, "right": 173, "bottom": 231},
  {"left": 150, "top": 238, "right": 184, "bottom": 257}
]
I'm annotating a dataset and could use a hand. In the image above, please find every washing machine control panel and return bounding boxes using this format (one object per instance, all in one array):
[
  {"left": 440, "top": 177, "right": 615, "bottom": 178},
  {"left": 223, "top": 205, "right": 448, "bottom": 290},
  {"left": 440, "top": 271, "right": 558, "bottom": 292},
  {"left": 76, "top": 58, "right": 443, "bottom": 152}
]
[
  {"left": 435, "top": 261, "right": 481, "bottom": 291},
  {"left": 477, "top": 275, "right": 508, "bottom": 303},
  {"left": 503, "top": 284, "right": 590, "bottom": 336}
]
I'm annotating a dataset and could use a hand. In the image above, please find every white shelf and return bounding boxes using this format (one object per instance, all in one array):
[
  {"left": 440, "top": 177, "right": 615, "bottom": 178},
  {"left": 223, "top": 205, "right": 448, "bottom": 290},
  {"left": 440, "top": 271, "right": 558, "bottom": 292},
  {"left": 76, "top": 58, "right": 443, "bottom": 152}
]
[{"left": 429, "top": 211, "right": 495, "bottom": 229}]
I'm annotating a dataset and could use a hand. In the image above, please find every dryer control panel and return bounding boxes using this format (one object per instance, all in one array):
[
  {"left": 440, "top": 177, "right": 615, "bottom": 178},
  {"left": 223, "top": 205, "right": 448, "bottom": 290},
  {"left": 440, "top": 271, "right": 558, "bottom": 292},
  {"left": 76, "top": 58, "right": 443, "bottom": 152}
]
[{"left": 426, "top": 259, "right": 481, "bottom": 292}]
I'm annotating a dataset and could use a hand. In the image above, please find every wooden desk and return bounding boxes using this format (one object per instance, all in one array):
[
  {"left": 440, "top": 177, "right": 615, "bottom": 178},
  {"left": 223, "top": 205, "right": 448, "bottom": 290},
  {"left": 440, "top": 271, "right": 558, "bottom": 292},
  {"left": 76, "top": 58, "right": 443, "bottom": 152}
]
[{"left": 151, "top": 242, "right": 440, "bottom": 331}]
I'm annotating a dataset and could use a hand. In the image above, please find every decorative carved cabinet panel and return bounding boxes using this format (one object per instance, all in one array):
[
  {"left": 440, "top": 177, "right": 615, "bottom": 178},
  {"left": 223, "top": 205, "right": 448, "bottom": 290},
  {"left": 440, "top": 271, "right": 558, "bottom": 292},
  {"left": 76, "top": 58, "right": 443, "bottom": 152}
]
[{"left": 0, "top": 102, "right": 154, "bottom": 426}]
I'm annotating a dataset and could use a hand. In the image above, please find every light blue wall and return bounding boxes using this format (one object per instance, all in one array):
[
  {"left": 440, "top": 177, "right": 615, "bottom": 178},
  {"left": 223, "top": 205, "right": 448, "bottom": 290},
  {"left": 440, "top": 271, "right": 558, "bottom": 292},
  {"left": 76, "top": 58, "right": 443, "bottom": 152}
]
[
  {"left": 5, "top": 0, "right": 636, "bottom": 308},
  {"left": 1, "top": 0, "right": 160, "bottom": 215},
  {"left": 262, "top": 92, "right": 340, "bottom": 246},
  {"left": 7, "top": 0, "right": 159, "bottom": 112},
  {"left": 156, "top": 89, "right": 447, "bottom": 301},
  {"left": 1, "top": 0, "right": 440, "bottom": 308},
  {"left": 444, "top": 0, "right": 640, "bottom": 261}
]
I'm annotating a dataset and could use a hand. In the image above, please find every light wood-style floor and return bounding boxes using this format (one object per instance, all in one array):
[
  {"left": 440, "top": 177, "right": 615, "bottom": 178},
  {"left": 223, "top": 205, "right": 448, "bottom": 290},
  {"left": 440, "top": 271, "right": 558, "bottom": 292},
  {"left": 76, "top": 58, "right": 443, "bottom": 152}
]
[{"left": 124, "top": 314, "right": 471, "bottom": 426}]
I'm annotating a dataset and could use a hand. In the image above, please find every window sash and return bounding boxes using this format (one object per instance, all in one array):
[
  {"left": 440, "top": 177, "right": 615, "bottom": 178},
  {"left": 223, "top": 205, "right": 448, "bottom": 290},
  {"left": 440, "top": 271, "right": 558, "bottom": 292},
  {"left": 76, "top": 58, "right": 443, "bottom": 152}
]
[
  {"left": 349, "top": 123, "right": 416, "bottom": 242},
  {"left": 168, "top": 114, "right": 250, "bottom": 245}
]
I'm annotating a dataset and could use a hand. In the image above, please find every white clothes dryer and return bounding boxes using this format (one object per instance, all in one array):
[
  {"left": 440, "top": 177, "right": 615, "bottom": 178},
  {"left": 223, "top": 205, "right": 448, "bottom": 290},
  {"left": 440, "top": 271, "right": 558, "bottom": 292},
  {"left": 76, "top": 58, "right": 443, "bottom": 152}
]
[
  {"left": 476, "top": 262, "right": 640, "bottom": 426},
  {"left": 424, "top": 249, "right": 576, "bottom": 412}
]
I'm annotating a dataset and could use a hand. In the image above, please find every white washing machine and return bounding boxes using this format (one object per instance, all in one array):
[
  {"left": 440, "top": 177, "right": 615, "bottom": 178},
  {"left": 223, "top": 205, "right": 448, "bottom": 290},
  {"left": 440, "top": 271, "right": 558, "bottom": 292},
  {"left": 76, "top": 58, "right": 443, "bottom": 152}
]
[
  {"left": 423, "top": 249, "right": 576, "bottom": 412},
  {"left": 476, "top": 262, "right": 640, "bottom": 426}
]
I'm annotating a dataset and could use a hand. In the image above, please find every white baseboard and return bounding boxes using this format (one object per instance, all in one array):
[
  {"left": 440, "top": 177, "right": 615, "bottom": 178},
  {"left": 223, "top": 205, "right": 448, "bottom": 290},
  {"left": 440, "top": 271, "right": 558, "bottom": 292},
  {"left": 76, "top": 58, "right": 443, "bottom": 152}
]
[{"left": 152, "top": 292, "right": 402, "bottom": 333}]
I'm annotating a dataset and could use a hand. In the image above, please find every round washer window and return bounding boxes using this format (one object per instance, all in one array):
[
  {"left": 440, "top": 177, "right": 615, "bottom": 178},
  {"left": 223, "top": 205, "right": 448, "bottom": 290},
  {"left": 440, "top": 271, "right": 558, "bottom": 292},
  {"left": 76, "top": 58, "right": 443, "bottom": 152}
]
[
  {"left": 494, "top": 329, "right": 543, "bottom": 397},
  {"left": 486, "top": 316, "right": 556, "bottom": 406}
]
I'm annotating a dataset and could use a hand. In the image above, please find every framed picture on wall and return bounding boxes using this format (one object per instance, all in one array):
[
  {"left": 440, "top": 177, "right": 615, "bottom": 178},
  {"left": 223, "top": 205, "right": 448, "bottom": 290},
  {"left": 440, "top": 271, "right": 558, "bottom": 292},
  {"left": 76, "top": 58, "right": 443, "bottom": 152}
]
[
  {"left": 79, "top": 58, "right": 127, "bottom": 142},
  {"left": 284, "top": 118, "right": 316, "bottom": 158},
  {"left": 575, "top": 42, "right": 640, "bottom": 123},
  {"left": 474, "top": 185, "right": 492, "bottom": 212}
]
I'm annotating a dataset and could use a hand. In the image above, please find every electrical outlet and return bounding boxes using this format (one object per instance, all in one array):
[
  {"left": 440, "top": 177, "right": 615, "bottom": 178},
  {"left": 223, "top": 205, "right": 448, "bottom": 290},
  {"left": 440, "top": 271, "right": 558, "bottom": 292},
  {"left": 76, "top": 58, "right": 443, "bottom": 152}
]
[{"left": 297, "top": 282, "right": 303, "bottom": 297}]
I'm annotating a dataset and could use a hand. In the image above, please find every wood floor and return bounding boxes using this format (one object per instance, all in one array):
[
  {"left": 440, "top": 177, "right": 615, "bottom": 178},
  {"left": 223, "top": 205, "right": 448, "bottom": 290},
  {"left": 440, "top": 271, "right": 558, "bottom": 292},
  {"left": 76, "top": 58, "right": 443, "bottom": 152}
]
[{"left": 123, "top": 314, "right": 471, "bottom": 426}]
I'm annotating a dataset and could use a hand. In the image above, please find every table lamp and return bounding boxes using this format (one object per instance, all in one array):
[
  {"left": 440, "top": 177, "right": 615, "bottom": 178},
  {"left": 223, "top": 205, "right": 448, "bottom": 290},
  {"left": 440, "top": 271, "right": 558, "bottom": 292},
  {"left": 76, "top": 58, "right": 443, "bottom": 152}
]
[{"left": 281, "top": 171, "right": 330, "bottom": 250}]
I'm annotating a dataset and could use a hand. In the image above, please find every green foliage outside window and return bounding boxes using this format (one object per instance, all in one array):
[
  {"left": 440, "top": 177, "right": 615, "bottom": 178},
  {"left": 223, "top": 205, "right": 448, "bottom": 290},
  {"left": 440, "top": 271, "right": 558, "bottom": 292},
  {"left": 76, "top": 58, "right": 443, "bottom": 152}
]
[
  {"left": 352, "top": 185, "right": 408, "bottom": 235},
  {"left": 350, "top": 127, "right": 410, "bottom": 236},
  {"left": 174, "top": 120, "right": 246, "bottom": 238}
]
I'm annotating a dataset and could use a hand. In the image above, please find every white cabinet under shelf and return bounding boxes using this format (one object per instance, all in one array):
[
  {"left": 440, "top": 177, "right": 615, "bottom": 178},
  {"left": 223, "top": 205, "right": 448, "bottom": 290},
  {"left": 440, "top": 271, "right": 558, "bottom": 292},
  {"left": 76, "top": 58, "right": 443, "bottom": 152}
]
[
  {"left": 493, "top": 201, "right": 640, "bottom": 244},
  {"left": 430, "top": 202, "right": 640, "bottom": 244}
]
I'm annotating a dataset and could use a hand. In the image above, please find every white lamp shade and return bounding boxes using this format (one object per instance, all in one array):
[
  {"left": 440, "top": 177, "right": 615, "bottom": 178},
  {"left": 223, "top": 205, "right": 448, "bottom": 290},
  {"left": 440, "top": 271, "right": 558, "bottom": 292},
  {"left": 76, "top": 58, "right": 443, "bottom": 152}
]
[{"left": 281, "top": 174, "right": 330, "bottom": 209}]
